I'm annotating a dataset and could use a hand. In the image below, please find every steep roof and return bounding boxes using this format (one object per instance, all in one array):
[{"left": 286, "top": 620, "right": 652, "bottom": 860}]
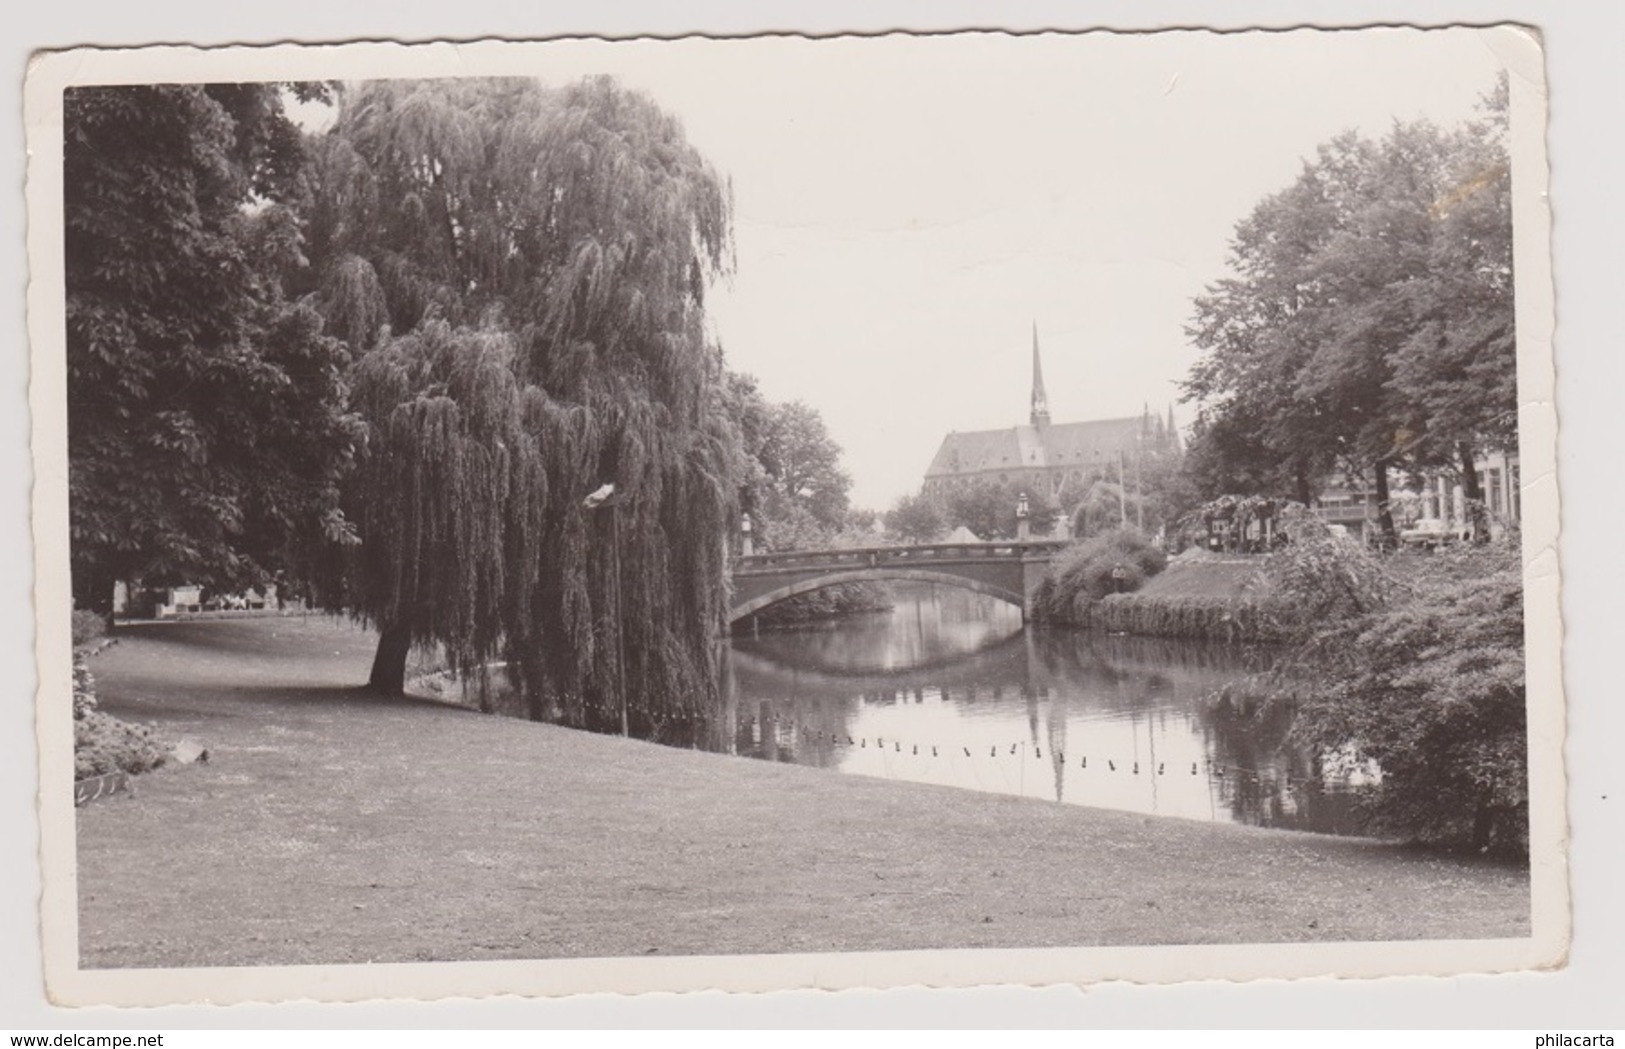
[
  {"left": 1032, "top": 417, "right": 1143, "bottom": 467},
  {"left": 925, "top": 427, "right": 1019, "bottom": 477},
  {"left": 924, "top": 417, "right": 1143, "bottom": 479}
]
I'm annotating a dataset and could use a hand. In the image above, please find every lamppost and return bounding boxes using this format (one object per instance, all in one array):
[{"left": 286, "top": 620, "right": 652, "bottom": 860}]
[
  {"left": 1016, "top": 490, "right": 1031, "bottom": 542},
  {"left": 582, "top": 482, "right": 629, "bottom": 737},
  {"left": 740, "top": 511, "right": 754, "bottom": 557}
]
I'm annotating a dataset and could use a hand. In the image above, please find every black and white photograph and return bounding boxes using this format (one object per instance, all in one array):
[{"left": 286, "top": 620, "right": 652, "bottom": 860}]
[{"left": 24, "top": 23, "right": 1570, "bottom": 1010}]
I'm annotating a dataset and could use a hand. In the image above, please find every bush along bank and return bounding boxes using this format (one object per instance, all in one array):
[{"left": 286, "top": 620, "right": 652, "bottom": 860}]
[
  {"left": 1033, "top": 511, "right": 1529, "bottom": 855},
  {"left": 1087, "top": 589, "right": 1288, "bottom": 644},
  {"left": 1031, "top": 529, "right": 1286, "bottom": 643},
  {"left": 1265, "top": 526, "right": 1529, "bottom": 856},
  {"left": 1030, "top": 528, "right": 1167, "bottom": 621},
  {"left": 73, "top": 617, "right": 168, "bottom": 783}
]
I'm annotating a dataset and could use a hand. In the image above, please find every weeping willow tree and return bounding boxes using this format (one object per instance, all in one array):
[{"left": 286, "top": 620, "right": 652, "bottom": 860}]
[
  {"left": 310, "top": 76, "right": 740, "bottom": 736},
  {"left": 344, "top": 321, "right": 549, "bottom": 698}
]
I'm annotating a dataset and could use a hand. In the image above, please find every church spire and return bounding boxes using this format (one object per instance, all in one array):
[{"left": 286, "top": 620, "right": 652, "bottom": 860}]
[{"left": 1030, "top": 322, "right": 1051, "bottom": 427}]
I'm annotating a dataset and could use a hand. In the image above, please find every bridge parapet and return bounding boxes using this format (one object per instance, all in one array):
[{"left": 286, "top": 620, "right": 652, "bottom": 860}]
[
  {"left": 728, "top": 540, "right": 1070, "bottom": 625},
  {"left": 734, "top": 540, "right": 1069, "bottom": 575}
]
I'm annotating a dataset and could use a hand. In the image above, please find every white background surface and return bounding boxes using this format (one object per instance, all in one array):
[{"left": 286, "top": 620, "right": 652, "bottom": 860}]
[{"left": 6, "top": 1, "right": 1620, "bottom": 1029}]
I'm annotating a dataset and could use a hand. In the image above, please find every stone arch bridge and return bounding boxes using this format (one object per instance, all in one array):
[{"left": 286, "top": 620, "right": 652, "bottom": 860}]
[{"left": 727, "top": 541, "right": 1068, "bottom": 626}]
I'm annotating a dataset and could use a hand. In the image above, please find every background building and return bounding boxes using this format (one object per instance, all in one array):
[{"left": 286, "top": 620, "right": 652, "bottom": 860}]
[{"left": 922, "top": 327, "right": 1180, "bottom": 510}]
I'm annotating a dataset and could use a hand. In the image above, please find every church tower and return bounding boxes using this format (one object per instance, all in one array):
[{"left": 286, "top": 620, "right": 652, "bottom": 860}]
[{"left": 1029, "top": 322, "right": 1051, "bottom": 427}]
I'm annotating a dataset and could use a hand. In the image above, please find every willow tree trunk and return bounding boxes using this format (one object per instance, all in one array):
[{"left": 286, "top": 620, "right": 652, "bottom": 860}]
[
  {"left": 1458, "top": 441, "right": 1490, "bottom": 544},
  {"left": 1372, "top": 460, "right": 1398, "bottom": 549},
  {"left": 368, "top": 622, "right": 412, "bottom": 696}
]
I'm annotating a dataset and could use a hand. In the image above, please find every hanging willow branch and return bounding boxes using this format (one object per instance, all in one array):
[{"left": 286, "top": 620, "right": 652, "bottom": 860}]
[{"left": 313, "top": 75, "right": 741, "bottom": 734}]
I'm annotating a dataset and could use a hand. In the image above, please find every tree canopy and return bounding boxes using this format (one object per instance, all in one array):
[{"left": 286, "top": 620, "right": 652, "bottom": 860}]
[
  {"left": 884, "top": 492, "right": 945, "bottom": 544},
  {"left": 309, "top": 76, "right": 738, "bottom": 735},
  {"left": 1183, "top": 83, "right": 1514, "bottom": 542},
  {"left": 934, "top": 476, "right": 1060, "bottom": 541},
  {"left": 65, "top": 83, "right": 358, "bottom": 611},
  {"left": 724, "top": 372, "right": 854, "bottom": 551}
]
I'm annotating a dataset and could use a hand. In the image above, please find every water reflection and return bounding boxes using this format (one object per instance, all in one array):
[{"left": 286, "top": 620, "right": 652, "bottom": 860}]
[{"left": 720, "top": 583, "right": 1364, "bottom": 836}]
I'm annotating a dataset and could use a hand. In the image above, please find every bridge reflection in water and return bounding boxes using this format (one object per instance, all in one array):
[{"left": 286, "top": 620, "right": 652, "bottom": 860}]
[{"left": 715, "top": 583, "right": 1363, "bottom": 836}]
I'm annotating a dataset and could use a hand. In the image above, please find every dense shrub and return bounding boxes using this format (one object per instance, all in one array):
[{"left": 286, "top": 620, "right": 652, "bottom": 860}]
[
  {"left": 72, "top": 609, "right": 107, "bottom": 647},
  {"left": 72, "top": 654, "right": 167, "bottom": 781},
  {"left": 1034, "top": 529, "right": 1166, "bottom": 622},
  {"left": 1257, "top": 504, "right": 1399, "bottom": 636},
  {"left": 75, "top": 709, "right": 169, "bottom": 780},
  {"left": 1090, "top": 592, "right": 1288, "bottom": 644},
  {"left": 1273, "top": 540, "right": 1526, "bottom": 854}
]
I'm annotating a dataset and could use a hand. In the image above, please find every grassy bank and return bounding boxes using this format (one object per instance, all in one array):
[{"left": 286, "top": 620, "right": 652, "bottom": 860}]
[
  {"left": 75, "top": 618, "right": 1528, "bottom": 968},
  {"left": 1038, "top": 551, "right": 1284, "bottom": 643},
  {"left": 1090, "top": 555, "right": 1285, "bottom": 643}
]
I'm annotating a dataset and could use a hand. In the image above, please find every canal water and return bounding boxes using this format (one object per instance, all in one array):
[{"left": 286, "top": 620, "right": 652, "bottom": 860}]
[{"left": 719, "top": 583, "right": 1366, "bottom": 836}]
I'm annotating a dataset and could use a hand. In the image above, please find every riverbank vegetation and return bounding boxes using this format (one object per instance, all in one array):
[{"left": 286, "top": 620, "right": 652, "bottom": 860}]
[
  {"left": 1225, "top": 508, "right": 1528, "bottom": 854},
  {"left": 1030, "top": 525, "right": 1290, "bottom": 643},
  {"left": 1271, "top": 532, "right": 1527, "bottom": 854},
  {"left": 1031, "top": 528, "right": 1166, "bottom": 620},
  {"left": 1090, "top": 587, "right": 1282, "bottom": 644},
  {"left": 1029, "top": 508, "right": 1527, "bottom": 854}
]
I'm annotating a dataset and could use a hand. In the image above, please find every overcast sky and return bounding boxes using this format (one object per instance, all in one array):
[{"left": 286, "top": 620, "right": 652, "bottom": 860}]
[{"left": 430, "top": 28, "right": 1512, "bottom": 508}]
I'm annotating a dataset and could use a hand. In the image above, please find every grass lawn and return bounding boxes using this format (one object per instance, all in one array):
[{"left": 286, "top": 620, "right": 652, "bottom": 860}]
[
  {"left": 75, "top": 617, "right": 1529, "bottom": 968},
  {"left": 1138, "top": 556, "right": 1267, "bottom": 600}
]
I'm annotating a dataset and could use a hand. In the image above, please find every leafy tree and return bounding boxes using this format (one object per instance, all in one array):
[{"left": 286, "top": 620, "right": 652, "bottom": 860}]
[
  {"left": 939, "top": 477, "right": 1058, "bottom": 540},
  {"left": 885, "top": 492, "right": 945, "bottom": 544},
  {"left": 1391, "top": 80, "right": 1516, "bottom": 539},
  {"left": 723, "top": 371, "right": 853, "bottom": 552},
  {"left": 65, "top": 83, "right": 357, "bottom": 613},
  {"left": 1179, "top": 413, "right": 1286, "bottom": 502},
  {"left": 1185, "top": 164, "right": 1346, "bottom": 509},
  {"left": 311, "top": 77, "right": 737, "bottom": 736},
  {"left": 758, "top": 401, "right": 851, "bottom": 530},
  {"left": 1137, "top": 444, "right": 1202, "bottom": 539},
  {"left": 844, "top": 506, "right": 880, "bottom": 532},
  {"left": 343, "top": 321, "right": 549, "bottom": 699},
  {"left": 1185, "top": 96, "right": 1514, "bottom": 547}
]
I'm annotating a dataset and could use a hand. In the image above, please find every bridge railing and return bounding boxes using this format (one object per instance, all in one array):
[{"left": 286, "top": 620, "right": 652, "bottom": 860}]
[{"left": 734, "top": 540, "right": 1069, "bottom": 573}]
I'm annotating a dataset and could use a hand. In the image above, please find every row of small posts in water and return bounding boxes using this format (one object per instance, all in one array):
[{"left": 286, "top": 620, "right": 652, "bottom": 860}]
[{"left": 738, "top": 715, "right": 1315, "bottom": 788}]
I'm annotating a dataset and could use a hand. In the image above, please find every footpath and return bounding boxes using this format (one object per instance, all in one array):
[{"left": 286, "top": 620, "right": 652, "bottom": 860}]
[{"left": 75, "top": 618, "right": 1529, "bottom": 968}]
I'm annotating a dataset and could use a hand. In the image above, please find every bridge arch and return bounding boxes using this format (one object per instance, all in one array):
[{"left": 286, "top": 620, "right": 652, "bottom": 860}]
[{"left": 727, "top": 567, "right": 1027, "bottom": 625}]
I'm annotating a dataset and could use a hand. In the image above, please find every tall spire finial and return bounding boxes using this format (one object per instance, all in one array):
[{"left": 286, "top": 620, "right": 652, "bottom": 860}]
[{"left": 1030, "top": 322, "right": 1051, "bottom": 427}]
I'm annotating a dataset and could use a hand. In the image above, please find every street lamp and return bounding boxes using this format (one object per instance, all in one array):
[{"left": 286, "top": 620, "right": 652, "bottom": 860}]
[
  {"left": 740, "top": 511, "right": 754, "bottom": 557},
  {"left": 582, "top": 482, "right": 629, "bottom": 737},
  {"left": 1016, "top": 490, "right": 1031, "bottom": 541}
]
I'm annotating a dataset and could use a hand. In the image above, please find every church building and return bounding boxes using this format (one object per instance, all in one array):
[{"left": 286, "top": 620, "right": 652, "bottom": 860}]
[{"left": 921, "top": 326, "right": 1180, "bottom": 506}]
